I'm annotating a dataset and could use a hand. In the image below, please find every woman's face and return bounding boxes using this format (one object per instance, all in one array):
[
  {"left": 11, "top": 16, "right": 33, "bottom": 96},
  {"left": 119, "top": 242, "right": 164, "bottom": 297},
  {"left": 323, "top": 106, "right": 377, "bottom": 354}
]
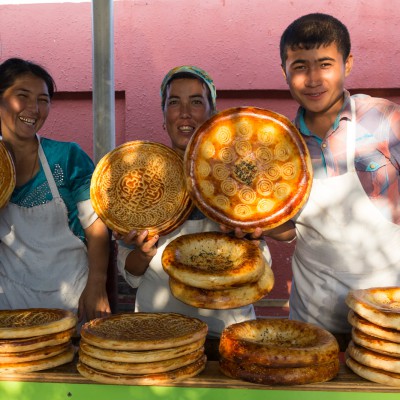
[
  {"left": 0, "top": 73, "right": 51, "bottom": 141},
  {"left": 163, "top": 78, "right": 212, "bottom": 157}
]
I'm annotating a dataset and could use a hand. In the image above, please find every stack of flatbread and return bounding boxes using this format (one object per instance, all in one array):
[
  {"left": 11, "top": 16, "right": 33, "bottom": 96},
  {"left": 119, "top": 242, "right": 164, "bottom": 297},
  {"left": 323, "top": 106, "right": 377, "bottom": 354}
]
[
  {"left": 0, "top": 140, "right": 16, "bottom": 209},
  {"left": 219, "top": 318, "right": 340, "bottom": 385},
  {"left": 162, "top": 232, "right": 274, "bottom": 309},
  {"left": 0, "top": 308, "right": 77, "bottom": 373},
  {"left": 77, "top": 312, "right": 208, "bottom": 385},
  {"left": 345, "top": 287, "right": 400, "bottom": 387}
]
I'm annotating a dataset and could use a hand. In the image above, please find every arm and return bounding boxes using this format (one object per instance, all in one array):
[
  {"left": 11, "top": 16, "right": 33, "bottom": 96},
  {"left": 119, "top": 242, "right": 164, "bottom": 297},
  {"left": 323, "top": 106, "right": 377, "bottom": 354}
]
[{"left": 78, "top": 218, "right": 111, "bottom": 321}]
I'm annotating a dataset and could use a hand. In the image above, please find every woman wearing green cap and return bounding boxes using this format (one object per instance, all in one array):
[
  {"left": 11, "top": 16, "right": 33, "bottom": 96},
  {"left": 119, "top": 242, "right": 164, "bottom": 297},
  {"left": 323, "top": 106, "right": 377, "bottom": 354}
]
[{"left": 114, "top": 66, "right": 273, "bottom": 359}]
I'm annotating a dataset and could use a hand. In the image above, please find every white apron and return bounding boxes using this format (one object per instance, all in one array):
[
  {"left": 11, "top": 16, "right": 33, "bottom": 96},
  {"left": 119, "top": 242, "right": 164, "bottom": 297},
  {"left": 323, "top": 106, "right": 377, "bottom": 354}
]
[
  {"left": 290, "top": 98, "right": 400, "bottom": 333},
  {"left": 0, "top": 139, "right": 88, "bottom": 312}
]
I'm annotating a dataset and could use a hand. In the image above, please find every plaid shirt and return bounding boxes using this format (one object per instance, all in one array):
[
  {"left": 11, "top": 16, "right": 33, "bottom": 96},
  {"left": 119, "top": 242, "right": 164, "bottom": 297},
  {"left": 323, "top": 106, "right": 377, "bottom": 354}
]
[{"left": 295, "top": 90, "right": 400, "bottom": 224}]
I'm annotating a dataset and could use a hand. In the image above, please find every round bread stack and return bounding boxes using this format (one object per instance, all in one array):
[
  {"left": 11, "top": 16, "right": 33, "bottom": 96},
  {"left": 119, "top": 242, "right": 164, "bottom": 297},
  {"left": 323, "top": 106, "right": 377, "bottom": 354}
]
[
  {"left": 90, "top": 141, "right": 193, "bottom": 238},
  {"left": 219, "top": 319, "right": 340, "bottom": 385},
  {"left": 77, "top": 312, "right": 208, "bottom": 385},
  {"left": 345, "top": 287, "right": 400, "bottom": 387},
  {"left": 0, "top": 308, "right": 77, "bottom": 373},
  {"left": 161, "top": 231, "right": 274, "bottom": 309},
  {"left": 0, "top": 140, "right": 16, "bottom": 209},
  {"left": 184, "top": 107, "right": 313, "bottom": 233}
]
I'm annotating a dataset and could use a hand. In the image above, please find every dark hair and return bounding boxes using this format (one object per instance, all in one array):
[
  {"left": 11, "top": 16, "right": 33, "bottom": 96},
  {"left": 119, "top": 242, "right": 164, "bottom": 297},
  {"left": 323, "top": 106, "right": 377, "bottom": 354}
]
[
  {"left": 161, "top": 72, "right": 215, "bottom": 112},
  {"left": 280, "top": 13, "right": 351, "bottom": 66},
  {"left": 0, "top": 58, "right": 56, "bottom": 99}
]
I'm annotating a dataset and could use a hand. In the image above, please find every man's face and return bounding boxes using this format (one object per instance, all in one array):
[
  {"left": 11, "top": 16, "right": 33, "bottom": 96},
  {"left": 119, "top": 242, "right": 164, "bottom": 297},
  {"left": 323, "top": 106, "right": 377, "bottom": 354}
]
[
  {"left": 282, "top": 43, "right": 353, "bottom": 120},
  {"left": 163, "top": 78, "right": 212, "bottom": 157}
]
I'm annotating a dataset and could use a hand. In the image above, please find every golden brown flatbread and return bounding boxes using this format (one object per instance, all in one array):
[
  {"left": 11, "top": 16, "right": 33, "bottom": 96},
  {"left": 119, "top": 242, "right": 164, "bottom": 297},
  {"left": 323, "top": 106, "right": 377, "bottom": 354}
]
[
  {"left": 219, "top": 318, "right": 339, "bottom": 367},
  {"left": 184, "top": 107, "right": 312, "bottom": 232},
  {"left": 78, "top": 347, "right": 204, "bottom": 374},
  {"left": 0, "top": 140, "right": 16, "bottom": 209},
  {"left": 162, "top": 232, "right": 265, "bottom": 289},
  {"left": 90, "top": 141, "right": 193, "bottom": 237},
  {"left": 348, "top": 310, "right": 400, "bottom": 344},
  {"left": 351, "top": 327, "right": 400, "bottom": 357},
  {"left": 0, "top": 344, "right": 75, "bottom": 373},
  {"left": 346, "top": 287, "right": 400, "bottom": 330},
  {"left": 168, "top": 261, "right": 274, "bottom": 309},
  {"left": 77, "top": 355, "right": 207, "bottom": 385},
  {"left": 346, "top": 352, "right": 400, "bottom": 387},
  {"left": 347, "top": 340, "right": 400, "bottom": 374},
  {"left": 0, "top": 342, "right": 70, "bottom": 363},
  {"left": 0, "top": 309, "right": 77, "bottom": 339},
  {"left": 80, "top": 313, "right": 208, "bottom": 351},
  {"left": 79, "top": 336, "right": 205, "bottom": 363},
  {"left": 219, "top": 357, "right": 339, "bottom": 386}
]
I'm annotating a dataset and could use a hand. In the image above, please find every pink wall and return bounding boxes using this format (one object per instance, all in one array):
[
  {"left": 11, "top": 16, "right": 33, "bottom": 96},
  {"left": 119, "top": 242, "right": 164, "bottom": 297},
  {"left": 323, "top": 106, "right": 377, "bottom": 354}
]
[{"left": 1, "top": 0, "right": 399, "bottom": 310}]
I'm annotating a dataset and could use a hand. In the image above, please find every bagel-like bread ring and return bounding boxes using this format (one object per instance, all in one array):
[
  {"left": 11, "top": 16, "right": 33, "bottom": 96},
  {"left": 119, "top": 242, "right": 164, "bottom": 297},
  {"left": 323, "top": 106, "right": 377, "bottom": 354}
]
[
  {"left": 162, "top": 232, "right": 265, "bottom": 289},
  {"left": 168, "top": 262, "right": 274, "bottom": 309},
  {"left": 347, "top": 340, "right": 400, "bottom": 374},
  {"left": 346, "top": 353, "right": 400, "bottom": 387},
  {"left": 351, "top": 327, "right": 400, "bottom": 357},
  {"left": 79, "top": 336, "right": 205, "bottom": 363},
  {"left": 219, "top": 319, "right": 339, "bottom": 367},
  {"left": 0, "top": 309, "right": 77, "bottom": 339},
  {"left": 348, "top": 310, "right": 400, "bottom": 344},
  {"left": 0, "top": 344, "right": 74, "bottom": 373},
  {"left": 346, "top": 287, "right": 400, "bottom": 330},
  {"left": 0, "top": 140, "right": 16, "bottom": 209},
  {"left": 219, "top": 357, "right": 339, "bottom": 386},
  {"left": 78, "top": 347, "right": 204, "bottom": 374},
  {"left": 80, "top": 312, "right": 208, "bottom": 351},
  {"left": 77, "top": 355, "right": 207, "bottom": 386}
]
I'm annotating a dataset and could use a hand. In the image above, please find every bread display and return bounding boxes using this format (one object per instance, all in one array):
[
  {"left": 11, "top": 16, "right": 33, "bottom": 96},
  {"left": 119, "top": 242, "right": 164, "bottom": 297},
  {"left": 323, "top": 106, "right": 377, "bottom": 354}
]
[
  {"left": 219, "top": 318, "right": 339, "bottom": 385},
  {"left": 0, "top": 309, "right": 76, "bottom": 373},
  {"left": 0, "top": 140, "right": 16, "bottom": 209},
  {"left": 77, "top": 312, "right": 208, "bottom": 385},
  {"left": 346, "top": 287, "right": 400, "bottom": 387},
  {"left": 162, "top": 232, "right": 274, "bottom": 309},
  {"left": 90, "top": 141, "right": 193, "bottom": 237},
  {"left": 184, "top": 107, "right": 313, "bottom": 232}
]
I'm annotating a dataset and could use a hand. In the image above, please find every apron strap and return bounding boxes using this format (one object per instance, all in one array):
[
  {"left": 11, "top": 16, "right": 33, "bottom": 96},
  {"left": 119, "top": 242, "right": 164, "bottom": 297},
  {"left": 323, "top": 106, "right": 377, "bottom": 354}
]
[{"left": 346, "top": 98, "right": 357, "bottom": 172}]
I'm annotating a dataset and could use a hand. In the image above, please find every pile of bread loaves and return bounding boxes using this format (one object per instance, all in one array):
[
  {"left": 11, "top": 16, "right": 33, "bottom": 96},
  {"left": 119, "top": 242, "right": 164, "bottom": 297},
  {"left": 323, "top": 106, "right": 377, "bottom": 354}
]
[
  {"left": 218, "top": 318, "right": 340, "bottom": 385},
  {"left": 345, "top": 287, "right": 400, "bottom": 387},
  {"left": 0, "top": 308, "right": 76, "bottom": 373},
  {"left": 77, "top": 312, "right": 208, "bottom": 385},
  {"left": 162, "top": 231, "right": 274, "bottom": 309}
]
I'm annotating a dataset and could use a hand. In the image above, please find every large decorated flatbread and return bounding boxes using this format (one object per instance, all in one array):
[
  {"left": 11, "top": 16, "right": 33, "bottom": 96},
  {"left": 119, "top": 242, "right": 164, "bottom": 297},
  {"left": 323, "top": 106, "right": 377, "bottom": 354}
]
[
  {"left": 91, "top": 141, "right": 193, "bottom": 237},
  {"left": 0, "top": 140, "right": 16, "bottom": 208},
  {"left": 184, "top": 107, "right": 312, "bottom": 231}
]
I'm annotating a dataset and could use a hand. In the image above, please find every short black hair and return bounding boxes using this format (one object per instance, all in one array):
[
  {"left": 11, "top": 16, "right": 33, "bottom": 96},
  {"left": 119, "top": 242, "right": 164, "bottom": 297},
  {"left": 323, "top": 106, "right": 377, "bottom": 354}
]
[
  {"left": 161, "top": 72, "right": 214, "bottom": 112},
  {"left": 280, "top": 13, "right": 351, "bottom": 66},
  {"left": 0, "top": 58, "right": 56, "bottom": 99}
]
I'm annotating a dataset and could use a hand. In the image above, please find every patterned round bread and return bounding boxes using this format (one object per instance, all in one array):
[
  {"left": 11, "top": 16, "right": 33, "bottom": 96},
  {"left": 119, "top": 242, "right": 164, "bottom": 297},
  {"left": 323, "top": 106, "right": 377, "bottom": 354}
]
[
  {"left": 168, "top": 262, "right": 274, "bottom": 309},
  {"left": 184, "top": 107, "right": 312, "bottom": 232},
  {"left": 351, "top": 327, "right": 400, "bottom": 357},
  {"left": 0, "top": 309, "right": 77, "bottom": 339},
  {"left": 346, "top": 287, "right": 400, "bottom": 330},
  {"left": 78, "top": 347, "right": 204, "bottom": 374},
  {"left": 219, "top": 318, "right": 339, "bottom": 367},
  {"left": 346, "top": 353, "right": 400, "bottom": 387},
  {"left": 79, "top": 336, "right": 205, "bottom": 363},
  {"left": 0, "top": 140, "right": 16, "bottom": 209},
  {"left": 90, "top": 141, "right": 193, "bottom": 237},
  {"left": 0, "top": 344, "right": 75, "bottom": 373},
  {"left": 80, "top": 313, "right": 208, "bottom": 350},
  {"left": 77, "top": 355, "right": 207, "bottom": 385},
  {"left": 0, "top": 342, "right": 70, "bottom": 363},
  {"left": 347, "top": 340, "right": 400, "bottom": 374},
  {"left": 162, "top": 232, "right": 265, "bottom": 289},
  {"left": 348, "top": 310, "right": 400, "bottom": 344},
  {"left": 219, "top": 357, "right": 339, "bottom": 386}
]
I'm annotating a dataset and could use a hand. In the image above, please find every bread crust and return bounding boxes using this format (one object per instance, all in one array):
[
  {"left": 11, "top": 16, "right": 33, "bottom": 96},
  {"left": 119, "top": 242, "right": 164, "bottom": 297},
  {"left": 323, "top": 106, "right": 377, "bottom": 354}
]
[
  {"left": 351, "top": 327, "right": 400, "bottom": 357},
  {"left": 346, "top": 287, "right": 400, "bottom": 330},
  {"left": 0, "top": 140, "right": 16, "bottom": 208},
  {"left": 219, "top": 357, "right": 339, "bottom": 385},
  {"left": 0, "top": 342, "right": 70, "bottom": 363},
  {"left": 219, "top": 319, "right": 339, "bottom": 367},
  {"left": 162, "top": 232, "right": 265, "bottom": 289},
  {"left": 168, "top": 262, "right": 274, "bottom": 309}
]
